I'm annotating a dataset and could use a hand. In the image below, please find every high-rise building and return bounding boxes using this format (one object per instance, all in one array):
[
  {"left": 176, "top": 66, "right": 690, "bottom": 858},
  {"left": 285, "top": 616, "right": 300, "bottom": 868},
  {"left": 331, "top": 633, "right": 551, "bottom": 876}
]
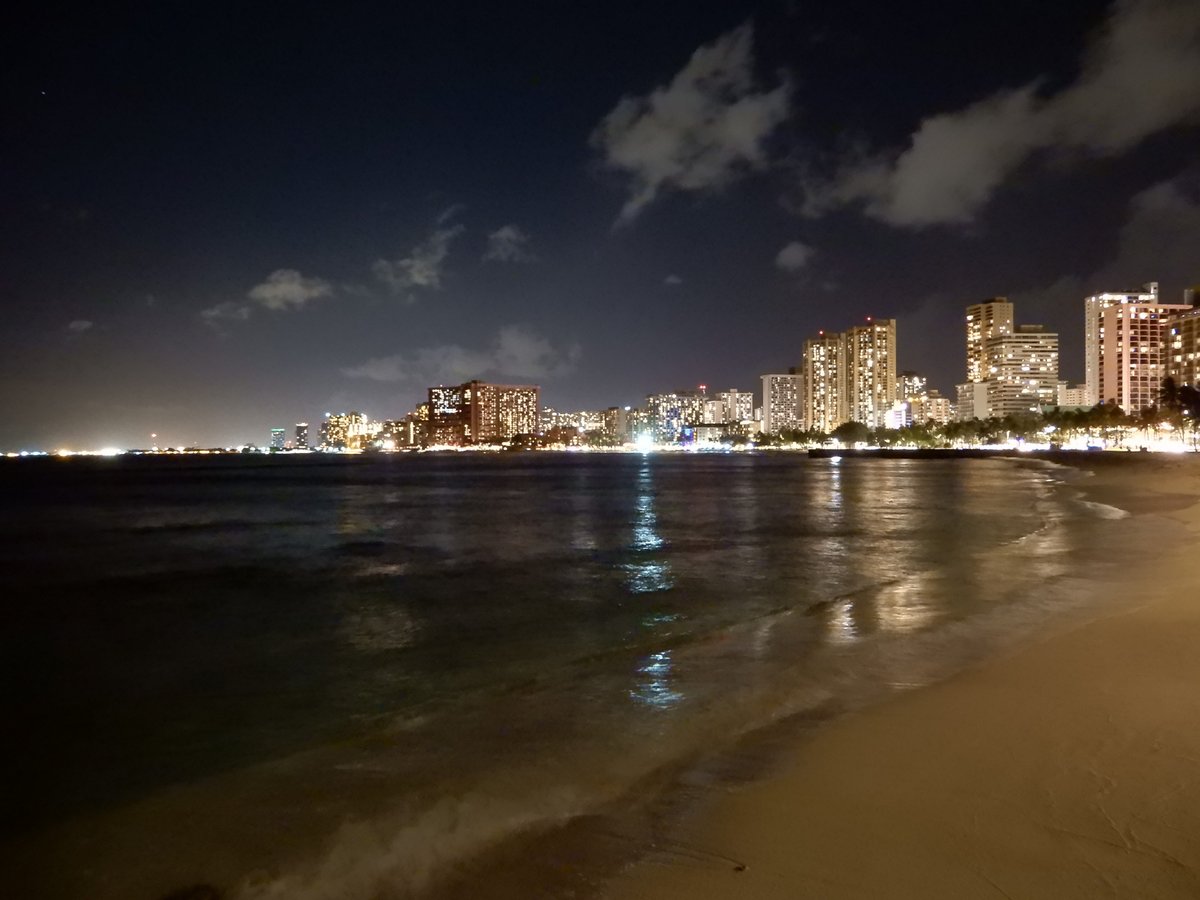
[
  {"left": 717, "top": 389, "right": 754, "bottom": 424},
  {"left": 294, "top": 423, "right": 309, "bottom": 450},
  {"left": 645, "top": 388, "right": 707, "bottom": 443},
  {"left": 269, "top": 428, "right": 286, "bottom": 450},
  {"left": 470, "top": 381, "right": 539, "bottom": 443},
  {"left": 984, "top": 324, "right": 1059, "bottom": 416},
  {"left": 966, "top": 299, "right": 1014, "bottom": 384},
  {"left": 1085, "top": 282, "right": 1191, "bottom": 412},
  {"left": 428, "top": 386, "right": 468, "bottom": 445},
  {"left": 320, "top": 412, "right": 350, "bottom": 449},
  {"left": 760, "top": 373, "right": 803, "bottom": 434},
  {"left": 844, "top": 318, "right": 897, "bottom": 428},
  {"left": 803, "top": 332, "right": 846, "bottom": 434},
  {"left": 427, "top": 381, "right": 539, "bottom": 445},
  {"left": 1168, "top": 305, "right": 1200, "bottom": 390}
]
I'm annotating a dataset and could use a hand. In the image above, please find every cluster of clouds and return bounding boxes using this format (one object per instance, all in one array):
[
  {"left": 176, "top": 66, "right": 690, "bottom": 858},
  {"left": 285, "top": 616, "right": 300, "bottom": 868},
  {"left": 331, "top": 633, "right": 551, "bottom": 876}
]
[
  {"left": 372, "top": 223, "right": 465, "bottom": 298},
  {"left": 201, "top": 268, "right": 333, "bottom": 325},
  {"left": 341, "top": 325, "right": 581, "bottom": 385},
  {"left": 201, "top": 211, "right": 538, "bottom": 326},
  {"left": 591, "top": 23, "right": 791, "bottom": 226},
  {"left": 591, "top": 0, "right": 1200, "bottom": 241},
  {"left": 800, "top": 0, "right": 1200, "bottom": 227}
]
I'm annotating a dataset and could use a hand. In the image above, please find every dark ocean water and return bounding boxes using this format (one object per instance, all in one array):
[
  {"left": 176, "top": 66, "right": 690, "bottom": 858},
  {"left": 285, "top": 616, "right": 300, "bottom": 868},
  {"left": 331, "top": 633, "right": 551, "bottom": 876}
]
[{"left": 0, "top": 452, "right": 1147, "bottom": 899}]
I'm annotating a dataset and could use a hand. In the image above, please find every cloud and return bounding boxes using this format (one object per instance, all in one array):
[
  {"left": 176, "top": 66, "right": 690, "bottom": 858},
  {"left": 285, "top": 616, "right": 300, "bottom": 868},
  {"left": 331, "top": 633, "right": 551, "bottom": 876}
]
[
  {"left": 373, "top": 224, "right": 465, "bottom": 297},
  {"left": 803, "top": 0, "right": 1200, "bottom": 227},
  {"left": 66, "top": 319, "right": 94, "bottom": 333},
  {"left": 436, "top": 203, "right": 466, "bottom": 225},
  {"left": 483, "top": 224, "right": 537, "bottom": 263},
  {"left": 200, "top": 301, "right": 252, "bottom": 326},
  {"left": 664, "top": 274, "right": 684, "bottom": 285},
  {"left": 342, "top": 326, "right": 580, "bottom": 384},
  {"left": 247, "top": 269, "right": 333, "bottom": 311},
  {"left": 775, "top": 240, "right": 815, "bottom": 271},
  {"left": 591, "top": 23, "right": 790, "bottom": 225}
]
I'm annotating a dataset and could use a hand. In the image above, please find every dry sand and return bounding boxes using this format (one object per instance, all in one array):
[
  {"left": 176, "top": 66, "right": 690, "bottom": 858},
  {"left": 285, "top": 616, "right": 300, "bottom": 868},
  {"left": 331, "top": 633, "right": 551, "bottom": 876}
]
[{"left": 603, "top": 456, "right": 1200, "bottom": 900}]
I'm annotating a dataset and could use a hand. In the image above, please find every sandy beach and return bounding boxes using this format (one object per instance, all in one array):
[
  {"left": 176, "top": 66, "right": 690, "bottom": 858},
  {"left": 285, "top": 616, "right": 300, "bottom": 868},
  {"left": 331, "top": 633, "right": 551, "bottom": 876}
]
[{"left": 603, "top": 455, "right": 1200, "bottom": 900}]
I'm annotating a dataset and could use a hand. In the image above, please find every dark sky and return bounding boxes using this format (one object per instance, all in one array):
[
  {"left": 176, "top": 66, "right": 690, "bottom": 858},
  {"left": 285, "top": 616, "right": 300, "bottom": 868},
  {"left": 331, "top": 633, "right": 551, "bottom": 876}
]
[{"left": 4, "top": 0, "right": 1200, "bottom": 448}]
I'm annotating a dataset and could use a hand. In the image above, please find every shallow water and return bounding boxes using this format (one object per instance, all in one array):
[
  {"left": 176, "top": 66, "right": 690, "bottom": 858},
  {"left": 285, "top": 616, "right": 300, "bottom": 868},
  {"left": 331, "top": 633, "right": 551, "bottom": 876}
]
[{"left": 0, "top": 452, "right": 1152, "bottom": 898}]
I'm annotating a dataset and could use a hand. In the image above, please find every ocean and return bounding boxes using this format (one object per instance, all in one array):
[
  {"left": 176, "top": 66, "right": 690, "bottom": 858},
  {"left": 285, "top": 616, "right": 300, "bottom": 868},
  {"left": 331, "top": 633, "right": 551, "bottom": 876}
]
[{"left": 0, "top": 452, "right": 1152, "bottom": 899}]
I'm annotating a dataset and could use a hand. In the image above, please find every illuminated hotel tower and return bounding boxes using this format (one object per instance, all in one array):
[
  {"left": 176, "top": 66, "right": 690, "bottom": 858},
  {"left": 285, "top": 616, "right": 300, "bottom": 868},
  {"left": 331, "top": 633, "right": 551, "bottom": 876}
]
[
  {"left": 984, "top": 324, "right": 1059, "bottom": 416},
  {"left": 1085, "top": 282, "right": 1191, "bottom": 411},
  {"left": 966, "top": 298, "right": 1014, "bottom": 384},
  {"left": 802, "top": 332, "right": 846, "bottom": 433},
  {"left": 844, "top": 318, "right": 897, "bottom": 428},
  {"left": 760, "top": 372, "right": 803, "bottom": 434}
]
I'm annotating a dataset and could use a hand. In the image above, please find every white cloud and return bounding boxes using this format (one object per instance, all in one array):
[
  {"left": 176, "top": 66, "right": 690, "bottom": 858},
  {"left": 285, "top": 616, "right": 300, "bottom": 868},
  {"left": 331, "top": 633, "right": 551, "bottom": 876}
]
[
  {"left": 775, "top": 240, "right": 815, "bottom": 271},
  {"left": 591, "top": 23, "right": 790, "bottom": 225},
  {"left": 483, "top": 224, "right": 536, "bottom": 263},
  {"left": 664, "top": 274, "right": 684, "bottom": 285},
  {"left": 373, "top": 224, "right": 465, "bottom": 297},
  {"left": 66, "top": 319, "right": 94, "bottom": 333},
  {"left": 200, "top": 301, "right": 252, "bottom": 326},
  {"left": 803, "top": 0, "right": 1200, "bottom": 227},
  {"left": 341, "top": 326, "right": 580, "bottom": 384},
  {"left": 247, "top": 269, "right": 333, "bottom": 311},
  {"left": 436, "top": 203, "right": 466, "bottom": 225}
]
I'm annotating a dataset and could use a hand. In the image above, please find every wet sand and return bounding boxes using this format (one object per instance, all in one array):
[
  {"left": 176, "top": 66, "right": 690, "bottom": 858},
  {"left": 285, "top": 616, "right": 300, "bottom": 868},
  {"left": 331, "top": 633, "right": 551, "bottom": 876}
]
[{"left": 603, "top": 455, "right": 1200, "bottom": 899}]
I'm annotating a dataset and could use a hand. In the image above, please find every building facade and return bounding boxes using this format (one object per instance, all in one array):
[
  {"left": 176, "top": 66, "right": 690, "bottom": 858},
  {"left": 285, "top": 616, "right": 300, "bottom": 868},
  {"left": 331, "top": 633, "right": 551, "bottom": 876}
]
[
  {"left": 983, "top": 324, "right": 1059, "bottom": 417},
  {"left": 1168, "top": 305, "right": 1200, "bottom": 390},
  {"left": 760, "top": 373, "right": 803, "bottom": 434},
  {"left": 427, "top": 381, "right": 539, "bottom": 445},
  {"left": 802, "top": 332, "right": 846, "bottom": 434},
  {"left": 294, "top": 422, "right": 309, "bottom": 450},
  {"left": 844, "top": 319, "right": 897, "bottom": 429},
  {"left": 1085, "top": 282, "right": 1192, "bottom": 411},
  {"left": 645, "top": 389, "right": 707, "bottom": 443},
  {"left": 966, "top": 299, "right": 1014, "bottom": 384}
]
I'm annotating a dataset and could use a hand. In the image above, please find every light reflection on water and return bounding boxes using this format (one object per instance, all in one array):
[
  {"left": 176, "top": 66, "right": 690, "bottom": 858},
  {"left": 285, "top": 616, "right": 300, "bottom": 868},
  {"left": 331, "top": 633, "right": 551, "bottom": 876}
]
[
  {"left": 630, "top": 650, "right": 683, "bottom": 709},
  {"left": 626, "top": 459, "right": 674, "bottom": 593}
]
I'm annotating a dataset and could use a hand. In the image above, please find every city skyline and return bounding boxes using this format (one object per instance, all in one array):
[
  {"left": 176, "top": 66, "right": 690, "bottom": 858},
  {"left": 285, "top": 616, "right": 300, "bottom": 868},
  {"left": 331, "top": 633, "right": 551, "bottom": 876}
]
[{"left": 4, "top": 1, "right": 1200, "bottom": 448}]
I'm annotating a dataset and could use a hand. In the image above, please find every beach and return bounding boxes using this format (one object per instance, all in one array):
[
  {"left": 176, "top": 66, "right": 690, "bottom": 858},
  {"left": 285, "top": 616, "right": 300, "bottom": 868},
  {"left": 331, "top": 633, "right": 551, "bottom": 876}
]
[{"left": 603, "top": 455, "right": 1200, "bottom": 900}]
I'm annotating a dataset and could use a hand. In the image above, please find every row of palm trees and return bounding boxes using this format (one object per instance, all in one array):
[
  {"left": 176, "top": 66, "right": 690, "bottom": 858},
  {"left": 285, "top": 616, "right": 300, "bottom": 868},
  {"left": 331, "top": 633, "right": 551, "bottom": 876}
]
[{"left": 752, "top": 377, "right": 1200, "bottom": 449}]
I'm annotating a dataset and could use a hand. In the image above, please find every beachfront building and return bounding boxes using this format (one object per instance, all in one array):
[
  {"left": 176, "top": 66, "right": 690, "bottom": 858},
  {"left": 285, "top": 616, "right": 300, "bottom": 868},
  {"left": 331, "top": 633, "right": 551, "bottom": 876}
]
[
  {"left": 844, "top": 319, "right": 898, "bottom": 429},
  {"left": 984, "top": 324, "right": 1060, "bottom": 417},
  {"left": 1085, "top": 282, "right": 1192, "bottom": 412},
  {"left": 966, "top": 298, "right": 1014, "bottom": 384},
  {"left": 761, "top": 372, "right": 803, "bottom": 434},
  {"left": 645, "top": 388, "right": 707, "bottom": 443},
  {"left": 294, "top": 423, "right": 309, "bottom": 449},
  {"left": 427, "top": 380, "right": 539, "bottom": 446},
  {"left": 721, "top": 389, "right": 754, "bottom": 424},
  {"left": 803, "top": 332, "right": 847, "bottom": 434},
  {"left": 959, "top": 298, "right": 1058, "bottom": 419},
  {"left": 269, "top": 428, "right": 286, "bottom": 450},
  {"left": 320, "top": 411, "right": 366, "bottom": 449},
  {"left": 1168, "top": 305, "right": 1200, "bottom": 390}
]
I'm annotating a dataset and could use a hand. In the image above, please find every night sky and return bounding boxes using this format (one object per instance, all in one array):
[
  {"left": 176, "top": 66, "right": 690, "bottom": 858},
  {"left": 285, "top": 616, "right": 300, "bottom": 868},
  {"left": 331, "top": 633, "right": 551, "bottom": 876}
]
[{"left": 4, "top": 0, "right": 1200, "bottom": 448}]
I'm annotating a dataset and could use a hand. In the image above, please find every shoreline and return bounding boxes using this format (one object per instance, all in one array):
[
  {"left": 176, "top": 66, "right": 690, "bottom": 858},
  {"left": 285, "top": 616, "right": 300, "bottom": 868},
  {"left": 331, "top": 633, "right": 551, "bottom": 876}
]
[{"left": 599, "top": 454, "right": 1200, "bottom": 899}]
